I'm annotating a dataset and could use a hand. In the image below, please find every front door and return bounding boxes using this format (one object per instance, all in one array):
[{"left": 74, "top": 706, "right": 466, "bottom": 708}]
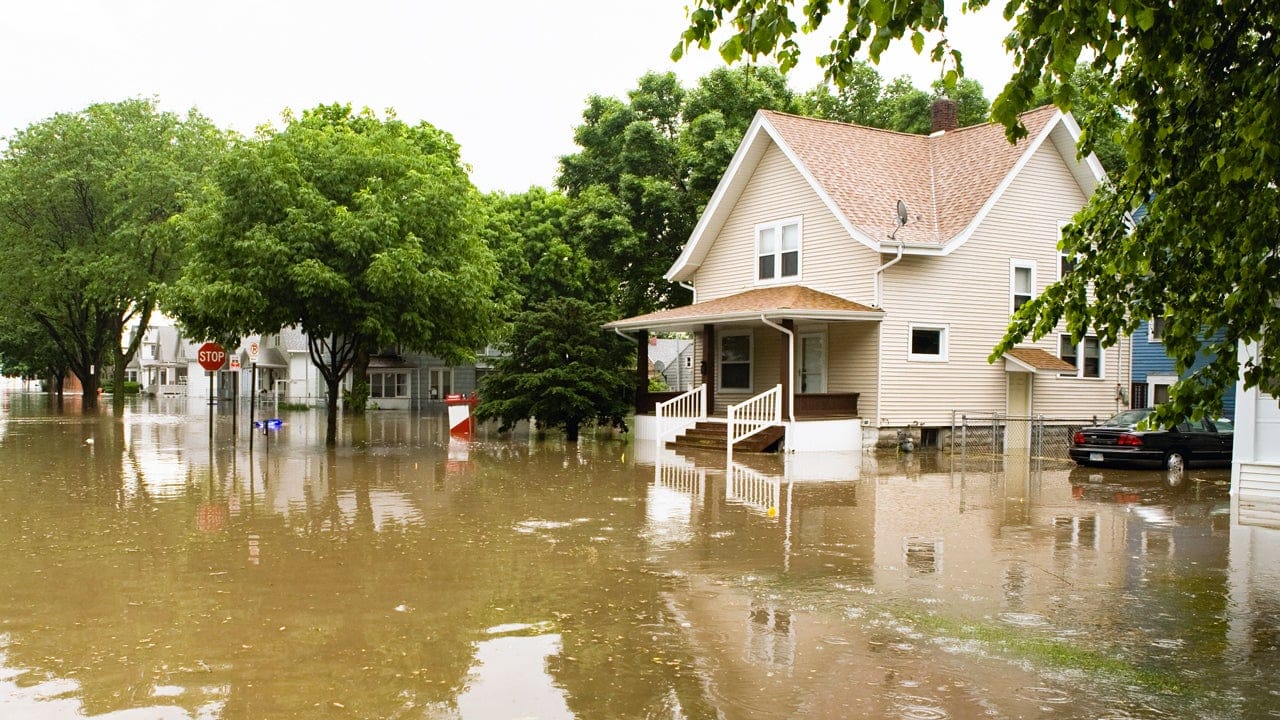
[
  {"left": 429, "top": 368, "right": 453, "bottom": 401},
  {"left": 1006, "top": 372, "right": 1032, "bottom": 451},
  {"left": 798, "top": 333, "right": 826, "bottom": 394}
]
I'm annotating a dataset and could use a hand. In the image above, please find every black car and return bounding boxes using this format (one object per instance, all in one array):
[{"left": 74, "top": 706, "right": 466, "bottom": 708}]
[{"left": 1068, "top": 408, "right": 1233, "bottom": 474}]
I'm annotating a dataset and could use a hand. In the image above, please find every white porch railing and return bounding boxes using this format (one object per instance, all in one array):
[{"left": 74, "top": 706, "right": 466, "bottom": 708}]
[
  {"left": 655, "top": 384, "right": 708, "bottom": 452},
  {"left": 727, "top": 384, "right": 782, "bottom": 464},
  {"left": 726, "top": 462, "right": 782, "bottom": 517}
]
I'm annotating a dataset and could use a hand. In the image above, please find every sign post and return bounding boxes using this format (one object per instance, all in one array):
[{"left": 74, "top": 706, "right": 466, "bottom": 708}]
[
  {"left": 198, "top": 342, "right": 227, "bottom": 441},
  {"left": 248, "top": 342, "right": 260, "bottom": 451}
]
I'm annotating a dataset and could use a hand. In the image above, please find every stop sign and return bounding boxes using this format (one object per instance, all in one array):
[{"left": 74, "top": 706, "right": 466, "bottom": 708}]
[{"left": 197, "top": 342, "right": 227, "bottom": 372}]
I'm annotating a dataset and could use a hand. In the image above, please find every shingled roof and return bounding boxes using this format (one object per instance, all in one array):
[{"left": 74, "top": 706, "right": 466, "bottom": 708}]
[
  {"left": 1003, "top": 346, "right": 1078, "bottom": 374},
  {"left": 604, "top": 285, "right": 883, "bottom": 333},
  {"left": 668, "top": 105, "right": 1104, "bottom": 281}
]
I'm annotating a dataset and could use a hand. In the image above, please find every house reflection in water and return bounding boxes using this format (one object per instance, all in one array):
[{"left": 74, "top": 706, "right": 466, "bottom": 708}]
[{"left": 640, "top": 446, "right": 1269, "bottom": 716}]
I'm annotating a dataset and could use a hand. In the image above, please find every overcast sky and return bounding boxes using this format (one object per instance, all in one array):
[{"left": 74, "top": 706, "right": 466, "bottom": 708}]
[{"left": 2, "top": 1, "right": 1015, "bottom": 193}]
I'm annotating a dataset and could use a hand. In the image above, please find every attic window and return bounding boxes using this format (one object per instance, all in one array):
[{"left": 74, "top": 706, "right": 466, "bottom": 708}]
[{"left": 757, "top": 218, "right": 801, "bottom": 282}]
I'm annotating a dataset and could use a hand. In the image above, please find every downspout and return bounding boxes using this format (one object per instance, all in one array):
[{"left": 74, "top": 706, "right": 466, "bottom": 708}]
[
  {"left": 759, "top": 315, "right": 795, "bottom": 424},
  {"left": 678, "top": 281, "right": 697, "bottom": 304},
  {"left": 873, "top": 241, "right": 904, "bottom": 308},
  {"left": 873, "top": 242, "right": 903, "bottom": 430}
]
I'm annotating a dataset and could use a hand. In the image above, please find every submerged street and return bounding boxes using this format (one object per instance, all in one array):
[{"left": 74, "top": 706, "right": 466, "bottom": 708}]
[{"left": 1, "top": 393, "right": 1277, "bottom": 719}]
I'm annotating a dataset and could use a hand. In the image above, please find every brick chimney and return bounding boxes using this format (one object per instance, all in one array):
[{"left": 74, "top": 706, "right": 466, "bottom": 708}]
[{"left": 930, "top": 98, "right": 957, "bottom": 134}]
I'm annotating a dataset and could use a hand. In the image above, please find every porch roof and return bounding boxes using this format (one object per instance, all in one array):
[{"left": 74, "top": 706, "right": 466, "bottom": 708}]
[
  {"left": 1003, "top": 346, "right": 1077, "bottom": 374},
  {"left": 603, "top": 285, "right": 883, "bottom": 333}
]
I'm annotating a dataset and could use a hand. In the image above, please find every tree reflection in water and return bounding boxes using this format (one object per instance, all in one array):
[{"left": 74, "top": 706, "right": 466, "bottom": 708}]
[{"left": 0, "top": 399, "right": 1274, "bottom": 719}]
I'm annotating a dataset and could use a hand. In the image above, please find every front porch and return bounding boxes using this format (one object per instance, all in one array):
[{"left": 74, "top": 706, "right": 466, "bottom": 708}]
[{"left": 605, "top": 285, "right": 883, "bottom": 457}]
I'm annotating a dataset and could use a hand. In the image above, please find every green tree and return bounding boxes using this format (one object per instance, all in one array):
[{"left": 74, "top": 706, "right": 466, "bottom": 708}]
[
  {"left": 0, "top": 312, "right": 68, "bottom": 395},
  {"left": 802, "top": 66, "right": 988, "bottom": 132},
  {"left": 481, "top": 187, "right": 606, "bottom": 315},
  {"left": 559, "top": 66, "right": 801, "bottom": 318},
  {"left": 799, "top": 61, "right": 889, "bottom": 126},
  {"left": 476, "top": 298, "right": 633, "bottom": 443},
  {"left": 675, "top": 0, "right": 1280, "bottom": 423},
  {"left": 168, "top": 104, "right": 496, "bottom": 445},
  {"left": 0, "top": 99, "right": 225, "bottom": 411},
  {"left": 1033, "top": 64, "right": 1129, "bottom": 176}
]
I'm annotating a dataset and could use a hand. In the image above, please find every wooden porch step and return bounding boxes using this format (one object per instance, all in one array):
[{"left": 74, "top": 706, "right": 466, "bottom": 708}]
[{"left": 667, "top": 423, "right": 785, "bottom": 454}]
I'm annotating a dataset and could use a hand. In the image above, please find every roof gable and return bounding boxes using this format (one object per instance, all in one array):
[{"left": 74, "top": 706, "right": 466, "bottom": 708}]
[{"left": 668, "top": 105, "right": 1104, "bottom": 281}]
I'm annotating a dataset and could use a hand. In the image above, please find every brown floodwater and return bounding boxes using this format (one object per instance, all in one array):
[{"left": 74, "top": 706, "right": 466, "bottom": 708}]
[{"left": 1, "top": 391, "right": 1278, "bottom": 719}]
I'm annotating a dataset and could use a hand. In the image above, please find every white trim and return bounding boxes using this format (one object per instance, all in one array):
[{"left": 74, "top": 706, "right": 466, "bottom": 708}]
[
  {"left": 1057, "top": 220, "right": 1076, "bottom": 281},
  {"left": 1010, "top": 259, "right": 1035, "bottom": 315},
  {"left": 887, "top": 111, "right": 1103, "bottom": 257},
  {"left": 717, "top": 330, "right": 754, "bottom": 394},
  {"left": 754, "top": 216, "right": 804, "bottom": 285},
  {"left": 667, "top": 112, "right": 882, "bottom": 282},
  {"left": 369, "top": 370, "right": 410, "bottom": 399},
  {"left": 1147, "top": 374, "right": 1177, "bottom": 406},
  {"left": 604, "top": 307, "right": 883, "bottom": 334},
  {"left": 907, "top": 323, "right": 949, "bottom": 362},
  {"left": 1058, "top": 333, "right": 1105, "bottom": 379},
  {"left": 1148, "top": 316, "right": 1166, "bottom": 344}
]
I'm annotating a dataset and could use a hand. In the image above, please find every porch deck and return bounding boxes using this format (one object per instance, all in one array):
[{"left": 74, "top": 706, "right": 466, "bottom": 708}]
[{"left": 641, "top": 392, "right": 859, "bottom": 419}]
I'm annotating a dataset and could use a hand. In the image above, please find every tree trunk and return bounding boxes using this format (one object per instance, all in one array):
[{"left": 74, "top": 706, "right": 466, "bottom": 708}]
[
  {"left": 348, "top": 347, "right": 370, "bottom": 415},
  {"left": 80, "top": 367, "right": 99, "bottom": 411},
  {"left": 324, "top": 374, "right": 342, "bottom": 447},
  {"left": 112, "top": 346, "right": 128, "bottom": 416},
  {"left": 565, "top": 418, "right": 580, "bottom": 443}
]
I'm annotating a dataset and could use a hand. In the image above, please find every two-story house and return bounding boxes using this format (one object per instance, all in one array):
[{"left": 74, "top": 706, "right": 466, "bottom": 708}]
[{"left": 607, "top": 103, "right": 1127, "bottom": 452}]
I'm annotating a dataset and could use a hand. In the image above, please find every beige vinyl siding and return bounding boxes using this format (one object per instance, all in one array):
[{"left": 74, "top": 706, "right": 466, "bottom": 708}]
[
  {"left": 705, "top": 326, "right": 784, "bottom": 416},
  {"left": 878, "top": 141, "right": 1125, "bottom": 426},
  {"left": 827, "top": 322, "right": 879, "bottom": 416},
  {"left": 693, "top": 321, "right": 879, "bottom": 417},
  {"left": 694, "top": 142, "right": 879, "bottom": 305}
]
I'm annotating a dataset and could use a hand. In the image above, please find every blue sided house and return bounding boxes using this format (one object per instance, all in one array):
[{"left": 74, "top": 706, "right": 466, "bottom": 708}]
[{"left": 1129, "top": 317, "right": 1235, "bottom": 420}]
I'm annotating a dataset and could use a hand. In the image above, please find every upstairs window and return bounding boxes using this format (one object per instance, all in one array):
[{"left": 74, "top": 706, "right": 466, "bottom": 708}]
[
  {"left": 757, "top": 219, "right": 801, "bottom": 282},
  {"left": 1011, "top": 261, "right": 1035, "bottom": 312},
  {"left": 1057, "top": 221, "right": 1076, "bottom": 280},
  {"left": 1149, "top": 315, "right": 1166, "bottom": 342}
]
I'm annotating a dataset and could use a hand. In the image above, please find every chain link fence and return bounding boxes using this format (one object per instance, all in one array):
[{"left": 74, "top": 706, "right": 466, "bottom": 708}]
[{"left": 950, "top": 411, "right": 1102, "bottom": 462}]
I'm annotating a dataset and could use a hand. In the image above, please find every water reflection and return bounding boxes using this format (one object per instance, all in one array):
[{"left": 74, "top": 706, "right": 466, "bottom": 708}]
[{"left": 0, "top": 394, "right": 1276, "bottom": 719}]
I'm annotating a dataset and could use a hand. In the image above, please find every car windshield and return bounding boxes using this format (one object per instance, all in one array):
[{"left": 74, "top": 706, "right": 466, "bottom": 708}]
[
  {"left": 1212, "top": 418, "right": 1234, "bottom": 433},
  {"left": 1104, "top": 408, "right": 1152, "bottom": 428}
]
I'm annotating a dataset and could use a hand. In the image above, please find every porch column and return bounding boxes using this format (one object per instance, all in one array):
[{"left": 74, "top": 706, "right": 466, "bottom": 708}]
[
  {"left": 702, "top": 324, "right": 715, "bottom": 411},
  {"left": 635, "top": 330, "right": 649, "bottom": 412},
  {"left": 779, "top": 319, "right": 793, "bottom": 420}
]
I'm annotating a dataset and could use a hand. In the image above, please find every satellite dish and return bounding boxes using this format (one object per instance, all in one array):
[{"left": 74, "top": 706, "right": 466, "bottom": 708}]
[
  {"left": 653, "top": 360, "right": 666, "bottom": 372},
  {"left": 896, "top": 199, "right": 909, "bottom": 226}
]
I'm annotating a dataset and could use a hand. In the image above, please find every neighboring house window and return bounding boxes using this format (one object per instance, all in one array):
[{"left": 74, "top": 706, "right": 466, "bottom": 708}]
[
  {"left": 756, "top": 218, "right": 801, "bottom": 282},
  {"left": 1130, "top": 382, "right": 1148, "bottom": 409},
  {"left": 1059, "top": 334, "right": 1103, "bottom": 378},
  {"left": 719, "top": 332, "right": 752, "bottom": 391},
  {"left": 1148, "top": 374, "right": 1176, "bottom": 406},
  {"left": 908, "top": 324, "right": 948, "bottom": 362},
  {"left": 1011, "top": 260, "right": 1035, "bottom": 312},
  {"left": 1148, "top": 316, "right": 1166, "bottom": 343},
  {"left": 369, "top": 371, "right": 408, "bottom": 398}
]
